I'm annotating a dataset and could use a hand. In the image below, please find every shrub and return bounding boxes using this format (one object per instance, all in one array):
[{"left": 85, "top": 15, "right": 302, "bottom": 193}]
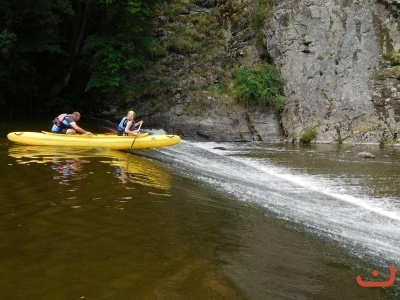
[
  {"left": 300, "top": 125, "right": 318, "bottom": 144},
  {"left": 232, "top": 63, "right": 285, "bottom": 115},
  {"left": 388, "top": 66, "right": 400, "bottom": 79},
  {"left": 382, "top": 51, "right": 400, "bottom": 65},
  {"left": 167, "top": 24, "right": 203, "bottom": 54},
  {"left": 252, "top": 0, "right": 270, "bottom": 29},
  {"left": 373, "top": 70, "right": 386, "bottom": 80}
]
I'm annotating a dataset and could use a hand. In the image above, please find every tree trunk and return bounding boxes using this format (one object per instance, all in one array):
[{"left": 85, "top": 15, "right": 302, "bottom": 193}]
[{"left": 50, "top": 1, "right": 90, "bottom": 97}]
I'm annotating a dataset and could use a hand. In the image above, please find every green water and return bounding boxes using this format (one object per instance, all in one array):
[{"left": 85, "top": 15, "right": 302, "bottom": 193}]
[
  {"left": 1, "top": 144, "right": 245, "bottom": 299},
  {"left": 0, "top": 121, "right": 398, "bottom": 299}
]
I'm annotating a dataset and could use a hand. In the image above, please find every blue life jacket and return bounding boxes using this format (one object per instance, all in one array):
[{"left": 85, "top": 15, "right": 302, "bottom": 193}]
[
  {"left": 53, "top": 113, "right": 72, "bottom": 130},
  {"left": 117, "top": 117, "right": 135, "bottom": 135}
]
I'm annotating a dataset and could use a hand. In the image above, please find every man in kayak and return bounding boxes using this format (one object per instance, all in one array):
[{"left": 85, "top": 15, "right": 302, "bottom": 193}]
[
  {"left": 117, "top": 110, "right": 143, "bottom": 136},
  {"left": 51, "top": 111, "right": 93, "bottom": 135}
]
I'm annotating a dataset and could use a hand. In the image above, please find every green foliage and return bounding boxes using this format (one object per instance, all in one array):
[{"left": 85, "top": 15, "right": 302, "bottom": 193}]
[
  {"left": 373, "top": 70, "right": 386, "bottom": 80},
  {"left": 271, "top": 95, "right": 286, "bottom": 115},
  {"left": 162, "top": 0, "right": 221, "bottom": 57},
  {"left": 0, "top": 0, "right": 162, "bottom": 116},
  {"left": 82, "top": 35, "right": 143, "bottom": 92},
  {"left": 300, "top": 125, "right": 318, "bottom": 144},
  {"left": 382, "top": 51, "right": 400, "bottom": 65},
  {"left": 0, "top": 30, "right": 17, "bottom": 58},
  {"left": 388, "top": 66, "right": 400, "bottom": 79},
  {"left": 168, "top": 25, "right": 202, "bottom": 54},
  {"left": 232, "top": 63, "right": 285, "bottom": 115},
  {"left": 166, "top": 3, "right": 188, "bottom": 17},
  {"left": 0, "top": 0, "right": 74, "bottom": 116},
  {"left": 252, "top": 0, "right": 270, "bottom": 30},
  {"left": 147, "top": 39, "right": 168, "bottom": 57},
  {"left": 81, "top": 0, "right": 162, "bottom": 99}
]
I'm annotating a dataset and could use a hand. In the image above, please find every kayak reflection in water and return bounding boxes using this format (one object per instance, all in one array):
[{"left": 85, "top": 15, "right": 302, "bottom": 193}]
[
  {"left": 8, "top": 145, "right": 171, "bottom": 195},
  {"left": 105, "top": 154, "right": 171, "bottom": 196},
  {"left": 113, "top": 164, "right": 135, "bottom": 185},
  {"left": 51, "top": 157, "right": 89, "bottom": 185}
]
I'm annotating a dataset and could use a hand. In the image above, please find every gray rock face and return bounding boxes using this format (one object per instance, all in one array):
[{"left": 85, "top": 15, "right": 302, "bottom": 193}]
[
  {"left": 265, "top": 0, "right": 400, "bottom": 143},
  {"left": 127, "top": 0, "right": 400, "bottom": 143},
  {"left": 146, "top": 109, "right": 283, "bottom": 142}
]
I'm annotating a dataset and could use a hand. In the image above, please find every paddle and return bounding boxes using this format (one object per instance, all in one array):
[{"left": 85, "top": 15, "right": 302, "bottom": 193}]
[{"left": 130, "top": 122, "right": 143, "bottom": 149}]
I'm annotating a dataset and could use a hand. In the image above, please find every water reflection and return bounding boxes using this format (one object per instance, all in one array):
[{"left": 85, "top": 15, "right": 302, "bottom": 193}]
[
  {"left": 51, "top": 157, "right": 89, "bottom": 185},
  {"left": 8, "top": 145, "right": 171, "bottom": 195},
  {"left": 99, "top": 149, "right": 171, "bottom": 195},
  {"left": 3, "top": 143, "right": 245, "bottom": 299}
]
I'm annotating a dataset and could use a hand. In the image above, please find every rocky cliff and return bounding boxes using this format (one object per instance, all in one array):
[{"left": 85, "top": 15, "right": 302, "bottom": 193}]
[
  {"left": 127, "top": 0, "right": 400, "bottom": 144},
  {"left": 267, "top": 0, "right": 400, "bottom": 143}
]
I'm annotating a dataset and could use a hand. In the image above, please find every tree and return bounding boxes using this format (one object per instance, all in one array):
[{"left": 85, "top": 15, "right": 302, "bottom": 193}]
[
  {"left": 0, "top": 0, "right": 74, "bottom": 117},
  {"left": 0, "top": 0, "right": 161, "bottom": 118},
  {"left": 81, "top": 0, "right": 161, "bottom": 103}
]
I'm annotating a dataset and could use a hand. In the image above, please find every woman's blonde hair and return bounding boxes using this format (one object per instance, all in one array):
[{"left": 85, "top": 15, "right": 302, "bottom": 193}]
[{"left": 126, "top": 110, "right": 135, "bottom": 121}]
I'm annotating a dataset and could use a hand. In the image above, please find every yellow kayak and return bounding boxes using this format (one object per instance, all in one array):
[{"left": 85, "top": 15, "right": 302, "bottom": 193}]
[{"left": 7, "top": 131, "right": 181, "bottom": 150}]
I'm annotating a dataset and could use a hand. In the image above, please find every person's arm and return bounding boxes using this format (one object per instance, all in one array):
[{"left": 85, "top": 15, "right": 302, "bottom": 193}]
[
  {"left": 135, "top": 120, "right": 144, "bottom": 127},
  {"left": 124, "top": 120, "right": 135, "bottom": 135},
  {"left": 70, "top": 122, "right": 92, "bottom": 135},
  {"left": 125, "top": 120, "right": 143, "bottom": 135}
]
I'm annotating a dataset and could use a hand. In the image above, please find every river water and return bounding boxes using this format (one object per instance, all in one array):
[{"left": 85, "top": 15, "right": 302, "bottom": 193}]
[{"left": 0, "top": 121, "right": 399, "bottom": 299}]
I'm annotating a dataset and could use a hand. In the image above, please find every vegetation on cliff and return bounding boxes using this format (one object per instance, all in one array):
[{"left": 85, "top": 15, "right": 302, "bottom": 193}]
[
  {"left": 132, "top": 0, "right": 285, "bottom": 120},
  {"left": 383, "top": 51, "right": 400, "bottom": 79},
  {"left": 232, "top": 63, "right": 285, "bottom": 116}
]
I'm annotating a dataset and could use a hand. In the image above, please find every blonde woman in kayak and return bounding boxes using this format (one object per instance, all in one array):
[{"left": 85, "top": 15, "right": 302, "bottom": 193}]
[
  {"left": 51, "top": 111, "right": 92, "bottom": 135},
  {"left": 117, "top": 110, "right": 143, "bottom": 136}
]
